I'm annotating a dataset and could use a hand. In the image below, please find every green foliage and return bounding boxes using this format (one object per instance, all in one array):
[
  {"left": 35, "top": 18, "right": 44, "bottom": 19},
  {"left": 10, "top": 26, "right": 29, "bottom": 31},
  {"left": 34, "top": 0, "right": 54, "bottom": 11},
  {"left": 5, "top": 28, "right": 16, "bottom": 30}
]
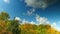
[
  {"left": 11, "top": 20, "right": 20, "bottom": 34},
  {"left": 7, "top": 19, "right": 21, "bottom": 34},
  {"left": 0, "top": 12, "right": 10, "bottom": 20},
  {"left": 20, "top": 24, "right": 60, "bottom": 34},
  {"left": 0, "top": 12, "right": 20, "bottom": 34},
  {"left": 0, "top": 12, "right": 60, "bottom": 34}
]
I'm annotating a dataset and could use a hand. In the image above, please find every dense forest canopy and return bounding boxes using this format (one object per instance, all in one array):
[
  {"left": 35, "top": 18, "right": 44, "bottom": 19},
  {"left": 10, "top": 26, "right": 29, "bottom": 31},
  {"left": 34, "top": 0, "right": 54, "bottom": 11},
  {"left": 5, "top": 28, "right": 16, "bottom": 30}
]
[{"left": 0, "top": 12, "right": 60, "bottom": 34}]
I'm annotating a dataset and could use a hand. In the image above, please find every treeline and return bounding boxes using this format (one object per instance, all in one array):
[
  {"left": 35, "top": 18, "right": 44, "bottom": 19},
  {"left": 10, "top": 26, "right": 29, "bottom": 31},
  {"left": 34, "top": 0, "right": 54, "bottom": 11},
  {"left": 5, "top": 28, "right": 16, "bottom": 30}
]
[
  {"left": 20, "top": 24, "right": 60, "bottom": 34},
  {"left": 0, "top": 12, "right": 20, "bottom": 34},
  {"left": 0, "top": 12, "right": 60, "bottom": 34}
]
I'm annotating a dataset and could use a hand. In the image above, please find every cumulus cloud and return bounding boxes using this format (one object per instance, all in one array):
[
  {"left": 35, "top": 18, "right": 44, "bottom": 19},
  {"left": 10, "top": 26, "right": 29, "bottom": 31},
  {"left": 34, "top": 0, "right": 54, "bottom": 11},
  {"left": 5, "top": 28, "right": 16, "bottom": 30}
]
[
  {"left": 15, "top": 17, "right": 21, "bottom": 21},
  {"left": 25, "top": 0, "right": 57, "bottom": 9},
  {"left": 21, "top": 14, "right": 50, "bottom": 25},
  {"left": 52, "top": 22, "right": 57, "bottom": 26},
  {"left": 22, "top": 19, "right": 29, "bottom": 24},
  {"left": 36, "top": 14, "right": 50, "bottom": 25},
  {"left": 30, "top": 21, "right": 36, "bottom": 24},
  {"left": 3, "top": 0, "right": 10, "bottom": 3},
  {"left": 27, "top": 8, "right": 35, "bottom": 15},
  {"left": 21, "top": 19, "right": 36, "bottom": 25},
  {"left": 23, "top": 8, "right": 35, "bottom": 16},
  {"left": 51, "top": 22, "right": 57, "bottom": 28}
]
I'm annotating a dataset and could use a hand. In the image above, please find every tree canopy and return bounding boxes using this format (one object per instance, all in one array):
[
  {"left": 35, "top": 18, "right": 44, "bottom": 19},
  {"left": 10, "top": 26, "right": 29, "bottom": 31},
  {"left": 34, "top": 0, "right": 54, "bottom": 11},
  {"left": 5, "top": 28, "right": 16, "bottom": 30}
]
[{"left": 0, "top": 12, "right": 60, "bottom": 34}]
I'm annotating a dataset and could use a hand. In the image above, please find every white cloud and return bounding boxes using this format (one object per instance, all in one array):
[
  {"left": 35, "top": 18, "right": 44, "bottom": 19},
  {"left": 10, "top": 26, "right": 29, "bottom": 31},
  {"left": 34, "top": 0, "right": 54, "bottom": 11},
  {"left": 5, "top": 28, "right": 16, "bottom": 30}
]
[
  {"left": 51, "top": 22, "right": 57, "bottom": 28},
  {"left": 23, "top": 8, "right": 35, "bottom": 16},
  {"left": 53, "top": 22, "right": 57, "bottom": 26},
  {"left": 18, "top": 14, "right": 60, "bottom": 32},
  {"left": 27, "top": 10, "right": 32, "bottom": 15},
  {"left": 15, "top": 17, "right": 21, "bottom": 21},
  {"left": 3, "top": 0, "right": 10, "bottom": 3},
  {"left": 21, "top": 19, "right": 36, "bottom": 25},
  {"left": 35, "top": 15, "right": 60, "bottom": 31},
  {"left": 36, "top": 14, "right": 50, "bottom": 25},
  {"left": 25, "top": 0, "right": 56, "bottom": 9},
  {"left": 30, "top": 21, "right": 36, "bottom": 24},
  {"left": 22, "top": 19, "right": 29, "bottom": 24},
  {"left": 27, "top": 8, "right": 35, "bottom": 16}
]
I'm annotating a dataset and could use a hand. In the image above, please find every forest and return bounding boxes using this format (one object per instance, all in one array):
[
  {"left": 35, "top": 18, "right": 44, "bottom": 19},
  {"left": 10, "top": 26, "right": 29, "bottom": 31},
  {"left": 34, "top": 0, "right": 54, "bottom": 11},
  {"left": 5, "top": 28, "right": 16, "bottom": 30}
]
[{"left": 0, "top": 12, "right": 60, "bottom": 34}]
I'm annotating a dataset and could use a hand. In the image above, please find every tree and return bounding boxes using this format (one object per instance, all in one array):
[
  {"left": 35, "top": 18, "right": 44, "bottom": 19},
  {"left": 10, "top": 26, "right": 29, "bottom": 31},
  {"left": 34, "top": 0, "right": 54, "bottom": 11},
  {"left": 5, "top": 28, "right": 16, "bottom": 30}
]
[
  {"left": 0, "top": 12, "right": 12, "bottom": 34},
  {"left": 0, "top": 12, "right": 10, "bottom": 21},
  {"left": 7, "top": 18, "right": 21, "bottom": 34},
  {"left": 20, "top": 24, "right": 38, "bottom": 34}
]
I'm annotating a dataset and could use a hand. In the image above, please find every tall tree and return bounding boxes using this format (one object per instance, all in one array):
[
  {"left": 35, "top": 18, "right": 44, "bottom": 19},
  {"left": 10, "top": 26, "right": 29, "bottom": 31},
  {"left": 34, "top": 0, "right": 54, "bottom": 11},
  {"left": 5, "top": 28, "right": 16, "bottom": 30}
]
[
  {"left": 0, "top": 12, "right": 10, "bottom": 20},
  {"left": 7, "top": 17, "right": 21, "bottom": 34}
]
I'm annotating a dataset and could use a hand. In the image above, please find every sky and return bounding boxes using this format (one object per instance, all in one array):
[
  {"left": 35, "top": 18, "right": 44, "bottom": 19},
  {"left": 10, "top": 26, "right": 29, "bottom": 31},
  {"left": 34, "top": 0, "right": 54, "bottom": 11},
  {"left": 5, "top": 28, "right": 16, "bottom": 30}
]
[{"left": 0, "top": 0, "right": 60, "bottom": 31}]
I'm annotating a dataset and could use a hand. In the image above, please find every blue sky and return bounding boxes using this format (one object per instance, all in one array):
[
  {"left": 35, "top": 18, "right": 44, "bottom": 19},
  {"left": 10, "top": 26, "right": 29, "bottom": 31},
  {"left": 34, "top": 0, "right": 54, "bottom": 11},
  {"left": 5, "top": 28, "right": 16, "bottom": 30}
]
[{"left": 0, "top": 0, "right": 60, "bottom": 31}]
